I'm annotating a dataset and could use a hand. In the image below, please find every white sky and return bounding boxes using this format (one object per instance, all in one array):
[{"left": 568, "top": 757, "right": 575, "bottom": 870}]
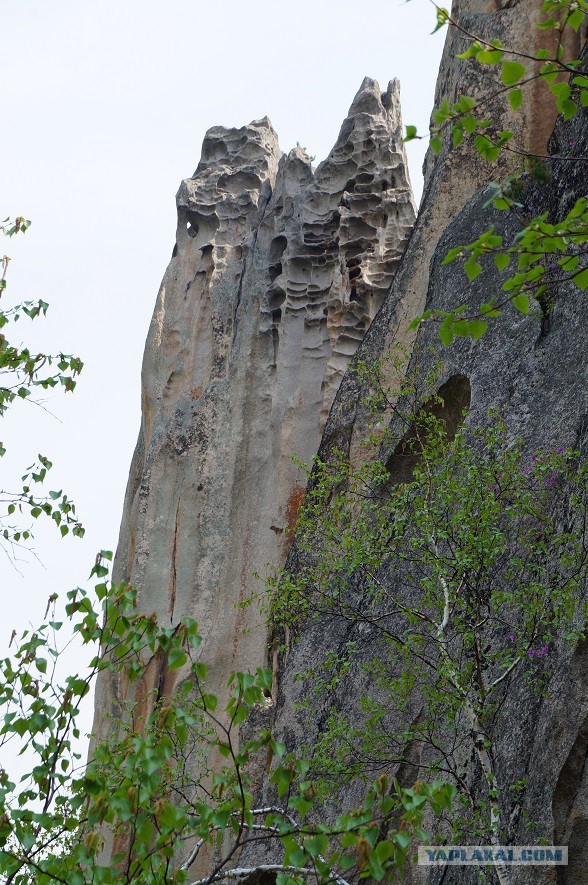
[{"left": 1, "top": 0, "right": 446, "bottom": 745}]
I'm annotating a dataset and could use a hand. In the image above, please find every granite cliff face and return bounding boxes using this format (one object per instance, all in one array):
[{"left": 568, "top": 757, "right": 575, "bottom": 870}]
[
  {"left": 256, "top": 3, "right": 588, "bottom": 883},
  {"left": 92, "top": 78, "right": 414, "bottom": 746}
]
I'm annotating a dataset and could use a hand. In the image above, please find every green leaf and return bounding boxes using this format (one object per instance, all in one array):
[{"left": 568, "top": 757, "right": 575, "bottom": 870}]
[
  {"left": 509, "top": 89, "right": 523, "bottom": 110},
  {"left": 369, "top": 852, "right": 386, "bottom": 881},
  {"left": 376, "top": 841, "right": 395, "bottom": 862},
  {"left": 430, "top": 137, "right": 442, "bottom": 154},
  {"left": 464, "top": 258, "right": 483, "bottom": 282},
  {"left": 432, "top": 7, "right": 449, "bottom": 32},
  {"left": 453, "top": 318, "right": 470, "bottom": 337},
  {"left": 477, "top": 48, "right": 503, "bottom": 65},
  {"left": 494, "top": 253, "right": 510, "bottom": 271},
  {"left": 232, "top": 703, "right": 249, "bottom": 725},
  {"left": 394, "top": 830, "right": 412, "bottom": 850},
  {"left": 462, "top": 115, "right": 478, "bottom": 135},
  {"left": 272, "top": 765, "right": 293, "bottom": 798},
  {"left": 202, "top": 692, "right": 218, "bottom": 711},
  {"left": 574, "top": 267, "right": 588, "bottom": 291},
  {"left": 512, "top": 292, "right": 529, "bottom": 314},
  {"left": 404, "top": 125, "right": 417, "bottom": 142},
  {"left": 270, "top": 739, "right": 287, "bottom": 758},
  {"left": 168, "top": 648, "right": 187, "bottom": 670},
  {"left": 568, "top": 8, "right": 585, "bottom": 30},
  {"left": 468, "top": 320, "right": 488, "bottom": 340},
  {"left": 502, "top": 61, "right": 526, "bottom": 86},
  {"left": 443, "top": 247, "right": 462, "bottom": 265},
  {"left": 304, "top": 835, "right": 328, "bottom": 858},
  {"left": 438, "top": 316, "right": 455, "bottom": 346},
  {"left": 480, "top": 301, "right": 502, "bottom": 318},
  {"left": 287, "top": 847, "right": 307, "bottom": 868}
]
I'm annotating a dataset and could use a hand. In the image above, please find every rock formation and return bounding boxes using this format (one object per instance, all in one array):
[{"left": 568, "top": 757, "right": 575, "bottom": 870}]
[
  {"left": 91, "top": 78, "right": 414, "bottom": 748},
  {"left": 254, "top": 3, "right": 588, "bottom": 883},
  {"left": 92, "top": 0, "right": 588, "bottom": 878}
]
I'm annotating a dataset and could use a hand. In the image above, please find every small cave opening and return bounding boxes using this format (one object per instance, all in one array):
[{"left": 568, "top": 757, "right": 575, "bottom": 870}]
[
  {"left": 350, "top": 287, "right": 359, "bottom": 302},
  {"left": 184, "top": 209, "right": 219, "bottom": 244},
  {"left": 271, "top": 326, "right": 279, "bottom": 367},
  {"left": 385, "top": 374, "right": 472, "bottom": 485},
  {"left": 269, "top": 235, "right": 287, "bottom": 264},
  {"left": 349, "top": 266, "right": 361, "bottom": 282},
  {"left": 328, "top": 210, "right": 341, "bottom": 230},
  {"left": 240, "top": 871, "right": 277, "bottom": 885},
  {"left": 269, "top": 262, "right": 282, "bottom": 283},
  {"left": 267, "top": 288, "right": 286, "bottom": 313}
]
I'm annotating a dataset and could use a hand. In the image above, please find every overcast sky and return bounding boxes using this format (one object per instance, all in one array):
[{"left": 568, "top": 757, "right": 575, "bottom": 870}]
[{"left": 1, "top": 0, "right": 446, "bottom": 741}]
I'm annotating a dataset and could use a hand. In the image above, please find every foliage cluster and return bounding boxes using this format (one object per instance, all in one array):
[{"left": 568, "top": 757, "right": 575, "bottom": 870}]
[
  {"left": 270, "top": 354, "right": 588, "bottom": 885},
  {"left": 406, "top": 0, "right": 588, "bottom": 343}
]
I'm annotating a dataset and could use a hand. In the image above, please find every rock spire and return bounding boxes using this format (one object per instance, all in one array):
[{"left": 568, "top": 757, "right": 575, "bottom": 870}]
[{"left": 91, "top": 78, "right": 415, "bottom": 750}]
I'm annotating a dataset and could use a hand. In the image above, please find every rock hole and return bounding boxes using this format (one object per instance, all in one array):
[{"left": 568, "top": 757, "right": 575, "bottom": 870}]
[
  {"left": 185, "top": 210, "right": 219, "bottom": 245},
  {"left": 271, "top": 326, "right": 279, "bottom": 365},
  {"left": 269, "top": 262, "right": 282, "bottom": 283},
  {"left": 553, "top": 702, "right": 588, "bottom": 883},
  {"left": 537, "top": 287, "right": 557, "bottom": 339},
  {"left": 269, "top": 235, "right": 287, "bottom": 265},
  {"left": 385, "top": 374, "right": 472, "bottom": 485},
  {"left": 268, "top": 288, "right": 286, "bottom": 312},
  {"left": 240, "top": 872, "right": 277, "bottom": 885}
]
